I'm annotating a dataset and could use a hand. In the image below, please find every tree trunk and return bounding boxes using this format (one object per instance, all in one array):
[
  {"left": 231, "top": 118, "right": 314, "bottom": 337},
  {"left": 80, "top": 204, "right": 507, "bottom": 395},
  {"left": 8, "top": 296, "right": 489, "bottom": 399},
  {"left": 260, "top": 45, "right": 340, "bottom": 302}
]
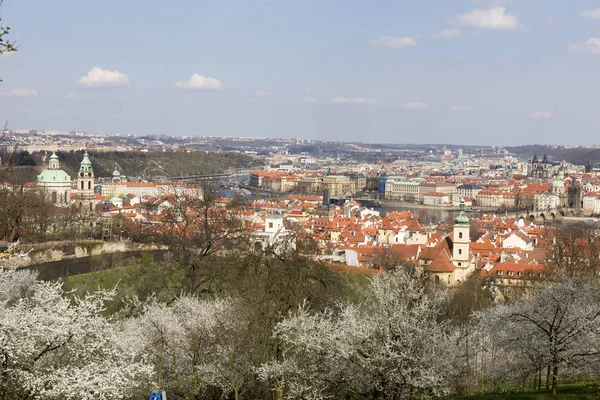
[
  {"left": 546, "top": 365, "right": 551, "bottom": 390},
  {"left": 552, "top": 365, "right": 558, "bottom": 398},
  {"left": 538, "top": 368, "right": 542, "bottom": 391}
]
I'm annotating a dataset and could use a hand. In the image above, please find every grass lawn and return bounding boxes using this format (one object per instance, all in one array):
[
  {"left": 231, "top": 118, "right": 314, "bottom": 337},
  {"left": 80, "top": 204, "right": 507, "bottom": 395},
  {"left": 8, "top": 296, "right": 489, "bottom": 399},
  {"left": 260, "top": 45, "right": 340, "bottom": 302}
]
[{"left": 453, "top": 382, "right": 600, "bottom": 399}]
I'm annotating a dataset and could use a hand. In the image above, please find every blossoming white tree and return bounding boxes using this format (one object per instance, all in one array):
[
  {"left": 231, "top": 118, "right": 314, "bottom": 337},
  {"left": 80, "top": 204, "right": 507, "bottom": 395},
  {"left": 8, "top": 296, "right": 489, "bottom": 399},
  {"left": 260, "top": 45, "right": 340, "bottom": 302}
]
[
  {"left": 259, "top": 270, "right": 458, "bottom": 400},
  {"left": 123, "top": 295, "right": 252, "bottom": 400},
  {"left": 0, "top": 269, "right": 151, "bottom": 399}
]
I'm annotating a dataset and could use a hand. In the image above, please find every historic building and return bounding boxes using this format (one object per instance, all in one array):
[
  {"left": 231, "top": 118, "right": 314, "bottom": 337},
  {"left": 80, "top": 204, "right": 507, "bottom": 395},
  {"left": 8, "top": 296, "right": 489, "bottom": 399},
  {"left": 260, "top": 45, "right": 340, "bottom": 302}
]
[
  {"left": 530, "top": 153, "right": 550, "bottom": 180},
  {"left": 37, "top": 152, "right": 72, "bottom": 207},
  {"left": 37, "top": 150, "right": 99, "bottom": 212},
  {"left": 424, "top": 200, "right": 477, "bottom": 286}
]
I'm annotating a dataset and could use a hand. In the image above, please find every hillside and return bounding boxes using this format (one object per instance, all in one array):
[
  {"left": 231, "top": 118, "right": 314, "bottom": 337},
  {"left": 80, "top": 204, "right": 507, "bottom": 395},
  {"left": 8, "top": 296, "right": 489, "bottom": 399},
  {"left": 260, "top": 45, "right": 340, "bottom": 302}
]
[
  {"left": 9, "top": 150, "right": 260, "bottom": 182},
  {"left": 507, "top": 145, "right": 600, "bottom": 166}
]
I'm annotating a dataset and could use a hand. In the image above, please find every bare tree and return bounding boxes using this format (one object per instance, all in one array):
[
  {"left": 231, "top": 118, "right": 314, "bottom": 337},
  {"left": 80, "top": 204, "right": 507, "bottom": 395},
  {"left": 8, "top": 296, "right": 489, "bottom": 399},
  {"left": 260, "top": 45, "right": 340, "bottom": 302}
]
[
  {"left": 480, "top": 273, "right": 600, "bottom": 398},
  {"left": 0, "top": 0, "right": 17, "bottom": 82},
  {"left": 545, "top": 226, "right": 600, "bottom": 278}
]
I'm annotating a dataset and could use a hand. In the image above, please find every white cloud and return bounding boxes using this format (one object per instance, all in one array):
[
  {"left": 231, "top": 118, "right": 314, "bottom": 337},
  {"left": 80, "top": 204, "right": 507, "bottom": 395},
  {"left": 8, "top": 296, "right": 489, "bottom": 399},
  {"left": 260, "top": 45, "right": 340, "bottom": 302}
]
[
  {"left": 175, "top": 73, "right": 223, "bottom": 90},
  {"left": 301, "top": 97, "right": 317, "bottom": 104},
  {"left": 450, "top": 105, "right": 473, "bottom": 112},
  {"left": 568, "top": 38, "right": 600, "bottom": 55},
  {"left": 78, "top": 67, "right": 130, "bottom": 88},
  {"left": 369, "top": 36, "right": 417, "bottom": 49},
  {"left": 432, "top": 28, "right": 460, "bottom": 39},
  {"left": 580, "top": 9, "right": 600, "bottom": 19},
  {"left": 400, "top": 102, "right": 427, "bottom": 110},
  {"left": 529, "top": 111, "right": 552, "bottom": 119},
  {"left": 331, "top": 97, "right": 379, "bottom": 105},
  {"left": 2, "top": 88, "right": 38, "bottom": 96},
  {"left": 453, "top": 7, "right": 520, "bottom": 30}
]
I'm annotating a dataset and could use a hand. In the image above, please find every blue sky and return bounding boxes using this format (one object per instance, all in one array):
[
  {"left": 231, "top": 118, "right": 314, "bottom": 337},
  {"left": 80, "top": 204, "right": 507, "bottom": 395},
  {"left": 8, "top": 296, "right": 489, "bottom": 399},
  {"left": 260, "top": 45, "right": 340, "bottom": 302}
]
[{"left": 0, "top": 0, "right": 599, "bottom": 146}]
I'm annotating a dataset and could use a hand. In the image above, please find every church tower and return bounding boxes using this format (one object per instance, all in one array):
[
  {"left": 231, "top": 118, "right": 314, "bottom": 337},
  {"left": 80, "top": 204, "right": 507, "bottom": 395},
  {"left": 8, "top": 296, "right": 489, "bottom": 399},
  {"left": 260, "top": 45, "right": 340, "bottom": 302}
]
[
  {"left": 452, "top": 200, "right": 470, "bottom": 268},
  {"left": 76, "top": 150, "right": 95, "bottom": 213},
  {"left": 552, "top": 170, "right": 565, "bottom": 195}
]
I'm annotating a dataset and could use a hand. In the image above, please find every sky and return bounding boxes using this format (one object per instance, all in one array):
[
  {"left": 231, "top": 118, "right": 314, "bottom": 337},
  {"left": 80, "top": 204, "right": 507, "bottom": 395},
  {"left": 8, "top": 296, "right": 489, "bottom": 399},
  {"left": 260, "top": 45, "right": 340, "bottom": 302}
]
[{"left": 0, "top": 0, "right": 599, "bottom": 146}]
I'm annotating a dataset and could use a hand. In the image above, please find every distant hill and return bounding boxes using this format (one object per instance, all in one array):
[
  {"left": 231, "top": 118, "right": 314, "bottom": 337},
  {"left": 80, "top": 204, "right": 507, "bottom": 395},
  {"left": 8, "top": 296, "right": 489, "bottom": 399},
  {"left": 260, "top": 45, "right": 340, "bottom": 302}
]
[
  {"left": 8, "top": 150, "right": 260, "bottom": 182},
  {"left": 506, "top": 146, "right": 599, "bottom": 166}
]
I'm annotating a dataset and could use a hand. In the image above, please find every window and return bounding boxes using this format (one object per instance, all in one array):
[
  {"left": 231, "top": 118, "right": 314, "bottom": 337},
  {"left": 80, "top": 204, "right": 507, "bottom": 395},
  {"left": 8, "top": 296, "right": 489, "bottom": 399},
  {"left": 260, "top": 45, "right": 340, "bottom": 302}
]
[
  {"left": 88, "top": 181, "right": 91, "bottom": 190},
  {"left": 51, "top": 191, "right": 57, "bottom": 203},
  {"left": 268, "top": 222, "right": 273, "bottom": 228},
  {"left": 518, "top": 271, "right": 524, "bottom": 277},
  {"left": 81, "top": 181, "right": 84, "bottom": 190},
  {"left": 458, "top": 262, "right": 462, "bottom": 266},
  {"left": 497, "top": 270, "right": 504, "bottom": 276},
  {"left": 458, "top": 249, "right": 462, "bottom": 255},
  {"left": 459, "top": 232, "right": 463, "bottom": 239},
  {"left": 508, "top": 271, "right": 514, "bottom": 277}
]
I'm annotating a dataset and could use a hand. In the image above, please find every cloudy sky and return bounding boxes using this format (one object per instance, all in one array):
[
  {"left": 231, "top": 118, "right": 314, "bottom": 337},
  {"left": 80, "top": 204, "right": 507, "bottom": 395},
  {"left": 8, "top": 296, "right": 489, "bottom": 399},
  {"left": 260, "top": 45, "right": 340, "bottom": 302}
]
[{"left": 0, "top": 0, "right": 599, "bottom": 145}]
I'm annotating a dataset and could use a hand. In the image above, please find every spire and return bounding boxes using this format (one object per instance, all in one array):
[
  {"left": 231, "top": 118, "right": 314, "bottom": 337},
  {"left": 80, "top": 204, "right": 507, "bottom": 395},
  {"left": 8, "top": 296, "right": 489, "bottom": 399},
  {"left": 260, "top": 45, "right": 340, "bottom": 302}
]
[
  {"left": 454, "top": 200, "right": 469, "bottom": 225},
  {"left": 542, "top": 152, "right": 548, "bottom": 164},
  {"left": 48, "top": 152, "right": 59, "bottom": 169},
  {"left": 79, "top": 150, "right": 93, "bottom": 172},
  {"left": 532, "top": 153, "right": 538, "bottom": 163}
]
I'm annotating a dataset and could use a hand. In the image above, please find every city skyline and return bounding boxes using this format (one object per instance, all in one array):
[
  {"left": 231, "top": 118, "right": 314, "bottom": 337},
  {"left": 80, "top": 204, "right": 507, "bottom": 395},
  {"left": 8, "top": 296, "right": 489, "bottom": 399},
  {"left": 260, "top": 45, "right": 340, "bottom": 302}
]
[{"left": 0, "top": 0, "right": 599, "bottom": 145}]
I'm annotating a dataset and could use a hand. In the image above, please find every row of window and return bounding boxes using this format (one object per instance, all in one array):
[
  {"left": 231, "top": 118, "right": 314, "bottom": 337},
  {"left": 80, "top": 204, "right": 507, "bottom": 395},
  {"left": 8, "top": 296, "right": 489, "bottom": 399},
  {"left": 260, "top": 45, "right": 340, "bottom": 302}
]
[{"left": 496, "top": 270, "right": 545, "bottom": 278}]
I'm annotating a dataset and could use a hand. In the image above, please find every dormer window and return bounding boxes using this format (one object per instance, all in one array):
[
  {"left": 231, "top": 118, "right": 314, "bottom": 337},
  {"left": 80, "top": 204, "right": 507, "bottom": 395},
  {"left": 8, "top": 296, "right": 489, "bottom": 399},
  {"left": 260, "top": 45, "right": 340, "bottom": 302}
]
[
  {"left": 507, "top": 271, "right": 514, "bottom": 277},
  {"left": 518, "top": 272, "right": 524, "bottom": 277},
  {"left": 497, "top": 270, "right": 504, "bottom": 276}
]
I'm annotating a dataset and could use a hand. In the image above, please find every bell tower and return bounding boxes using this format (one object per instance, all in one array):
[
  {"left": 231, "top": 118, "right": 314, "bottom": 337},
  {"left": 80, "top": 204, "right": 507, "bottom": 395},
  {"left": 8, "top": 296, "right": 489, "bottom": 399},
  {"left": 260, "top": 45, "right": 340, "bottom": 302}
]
[
  {"left": 452, "top": 200, "right": 470, "bottom": 267},
  {"left": 76, "top": 150, "right": 95, "bottom": 213}
]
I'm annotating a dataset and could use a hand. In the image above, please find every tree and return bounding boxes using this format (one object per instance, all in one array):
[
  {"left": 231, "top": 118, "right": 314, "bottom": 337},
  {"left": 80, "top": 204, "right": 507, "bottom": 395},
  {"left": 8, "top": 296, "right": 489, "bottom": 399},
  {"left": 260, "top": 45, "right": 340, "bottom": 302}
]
[
  {"left": 479, "top": 273, "right": 600, "bottom": 398},
  {"left": 442, "top": 274, "right": 495, "bottom": 396},
  {"left": 132, "top": 180, "right": 250, "bottom": 297},
  {"left": 0, "top": 269, "right": 151, "bottom": 399},
  {"left": 123, "top": 296, "right": 249, "bottom": 400},
  {"left": 259, "top": 270, "right": 458, "bottom": 400},
  {"left": 368, "top": 245, "right": 411, "bottom": 271},
  {"left": 0, "top": 0, "right": 17, "bottom": 82},
  {"left": 545, "top": 226, "right": 600, "bottom": 278}
]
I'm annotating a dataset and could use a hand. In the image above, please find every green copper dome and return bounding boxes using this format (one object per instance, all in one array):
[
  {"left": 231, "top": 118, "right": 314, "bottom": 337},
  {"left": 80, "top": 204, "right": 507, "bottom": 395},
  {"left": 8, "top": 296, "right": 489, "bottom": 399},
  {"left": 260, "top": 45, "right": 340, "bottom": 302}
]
[
  {"left": 38, "top": 169, "right": 71, "bottom": 183},
  {"left": 454, "top": 200, "right": 469, "bottom": 225}
]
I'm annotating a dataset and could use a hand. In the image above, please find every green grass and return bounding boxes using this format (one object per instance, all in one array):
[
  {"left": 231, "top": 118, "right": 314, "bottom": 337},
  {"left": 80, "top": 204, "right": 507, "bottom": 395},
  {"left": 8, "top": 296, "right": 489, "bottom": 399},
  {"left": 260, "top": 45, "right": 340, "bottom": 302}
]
[
  {"left": 63, "top": 265, "right": 132, "bottom": 293},
  {"left": 453, "top": 382, "right": 600, "bottom": 400}
]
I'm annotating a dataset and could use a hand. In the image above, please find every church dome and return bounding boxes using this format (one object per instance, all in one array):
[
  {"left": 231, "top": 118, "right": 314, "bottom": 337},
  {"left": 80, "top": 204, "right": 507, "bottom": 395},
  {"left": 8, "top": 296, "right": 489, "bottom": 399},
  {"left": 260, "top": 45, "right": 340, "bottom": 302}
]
[
  {"left": 38, "top": 151, "right": 71, "bottom": 184},
  {"left": 38, "top": 169, "right": 71, "bottom": 183},
  {"left": 112, "top": 167, "right": 121, "bottom": 177}
]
